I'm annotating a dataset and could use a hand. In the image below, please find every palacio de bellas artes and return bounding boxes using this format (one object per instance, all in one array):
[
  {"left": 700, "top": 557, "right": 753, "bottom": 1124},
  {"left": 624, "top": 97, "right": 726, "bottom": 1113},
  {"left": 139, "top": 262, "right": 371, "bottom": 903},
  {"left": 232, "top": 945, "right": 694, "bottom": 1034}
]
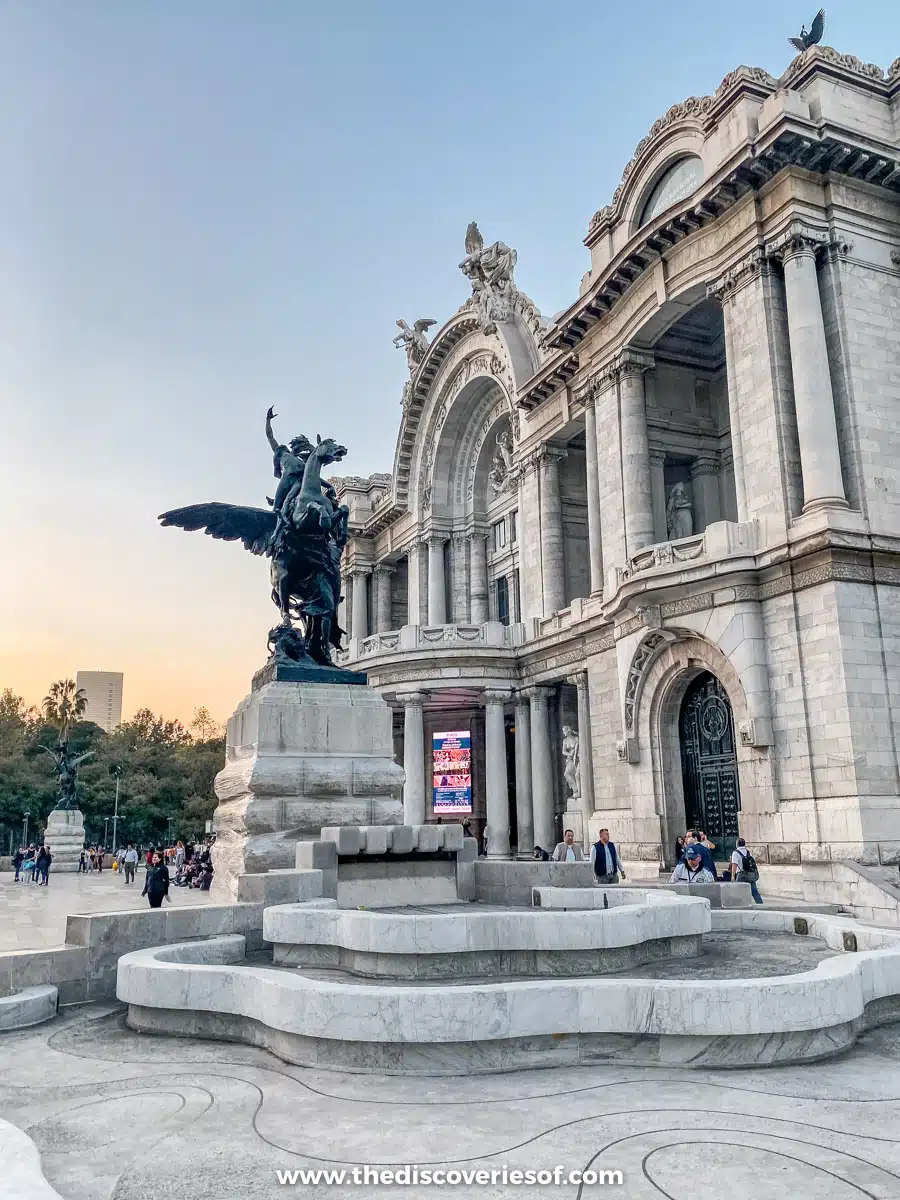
[{"left": 333, "top": 42, "right": 900, "bottom": 895}]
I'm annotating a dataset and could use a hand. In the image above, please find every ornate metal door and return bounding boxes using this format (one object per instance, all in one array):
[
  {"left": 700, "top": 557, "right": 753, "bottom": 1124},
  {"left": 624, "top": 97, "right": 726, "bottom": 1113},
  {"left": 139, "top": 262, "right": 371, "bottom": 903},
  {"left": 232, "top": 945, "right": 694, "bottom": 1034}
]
[{"left": 679, "top": 673, "right": 740, "bottom": 843}]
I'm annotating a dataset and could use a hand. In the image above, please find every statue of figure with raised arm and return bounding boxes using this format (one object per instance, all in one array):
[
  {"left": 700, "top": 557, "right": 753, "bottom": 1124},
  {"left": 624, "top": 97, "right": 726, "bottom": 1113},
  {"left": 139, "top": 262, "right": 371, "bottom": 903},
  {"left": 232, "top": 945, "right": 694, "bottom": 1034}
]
[{"left": 393, "top": 318, "right": 437, "bottom": 372}]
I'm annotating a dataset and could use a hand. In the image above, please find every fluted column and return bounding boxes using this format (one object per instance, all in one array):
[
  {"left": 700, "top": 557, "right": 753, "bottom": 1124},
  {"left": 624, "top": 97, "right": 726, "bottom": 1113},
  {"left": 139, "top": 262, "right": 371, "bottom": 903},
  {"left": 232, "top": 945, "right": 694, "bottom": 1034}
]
[
  {"left": 649, "top": 449, "right": 667, "bottom": 544},
  {"left": 539, "top": 447, "right": 566, "bottom": 615},
  {"left": 426, "top": 536, "right": 446, "bottom": 625},
  {"left": 373, "top": 564, "right": 394, "bottom": 633},
  {"left": 350, "top": 568, "right": 369, "bottom": 641},
  {"left": 691, "top": 455, "right": 721, "bottom": 532},
  {"left": 337, "top": 571, "right": 350, "bottom": 639},
  {"left": 469, "top": 533, "right": 489, "bottom": 623},
  {"left": 406, "top": 542, "right": 423, "bottom": 626},
  {"left": 528, "top": 686, "right": 555, "bottom": 852},
  {"left": 483, "top": 689, "right": 511, "bottom": 858},
  {"left": 583, "top": 398, "right": 603, "bottom": 594},
  {"left": 570, "top": 672, "right": 594, "bottom": 848},
  {"left": 777, "top": 232, "right": 847, "bottom": 511},
  {"left": 514, "top": 692, "right": 534, "bottom": 856},
  {"left": 400, "top": 692, "right": 426, "bottom": 825},
  {"left": 617, "top": 351, "right": 655, "bottom": 555}
]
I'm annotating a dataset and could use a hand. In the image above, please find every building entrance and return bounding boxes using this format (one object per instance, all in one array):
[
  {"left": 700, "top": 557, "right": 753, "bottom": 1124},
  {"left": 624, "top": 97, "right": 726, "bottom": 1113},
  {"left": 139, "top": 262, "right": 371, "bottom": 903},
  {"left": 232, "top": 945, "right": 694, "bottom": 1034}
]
[{"left": 678, "top": 672, "right": 741, "bottom": 857}]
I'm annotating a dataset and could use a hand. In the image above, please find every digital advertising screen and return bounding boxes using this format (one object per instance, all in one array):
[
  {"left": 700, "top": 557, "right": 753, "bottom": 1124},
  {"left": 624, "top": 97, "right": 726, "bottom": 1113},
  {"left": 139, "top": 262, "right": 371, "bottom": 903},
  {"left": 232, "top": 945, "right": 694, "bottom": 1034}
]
[{"left": 432, "top": 729, "right": 472, "bottom": 814}]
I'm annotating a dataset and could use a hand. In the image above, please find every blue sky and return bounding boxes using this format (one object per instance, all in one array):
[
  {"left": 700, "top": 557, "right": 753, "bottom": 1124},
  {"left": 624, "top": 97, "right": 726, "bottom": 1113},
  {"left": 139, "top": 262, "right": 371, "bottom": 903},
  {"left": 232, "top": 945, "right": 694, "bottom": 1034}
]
[{"left": 1, "top": 0, "right": 897, "bottom": 720}]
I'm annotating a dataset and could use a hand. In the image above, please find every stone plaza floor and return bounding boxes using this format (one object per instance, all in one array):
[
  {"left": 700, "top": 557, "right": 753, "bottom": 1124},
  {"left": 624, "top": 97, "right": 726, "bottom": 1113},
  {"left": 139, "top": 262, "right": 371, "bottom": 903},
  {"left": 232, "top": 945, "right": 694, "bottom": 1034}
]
[
  {"left": 1, "top": 1001, "right": 899, "bottom": 1198},
  {"left": 0, "top": 870, "right": 214, "bottom": 951}
]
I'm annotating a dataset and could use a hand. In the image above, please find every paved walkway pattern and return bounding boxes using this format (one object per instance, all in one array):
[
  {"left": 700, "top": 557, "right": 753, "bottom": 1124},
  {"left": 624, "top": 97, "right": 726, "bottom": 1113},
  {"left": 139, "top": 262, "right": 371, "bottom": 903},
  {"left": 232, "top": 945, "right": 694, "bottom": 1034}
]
[
  {"left": 0, "top": 872, "right": 213, "bottom": 951},
  {"left": 1, "top": 1002, "right": 899, "bottom": 1198}
]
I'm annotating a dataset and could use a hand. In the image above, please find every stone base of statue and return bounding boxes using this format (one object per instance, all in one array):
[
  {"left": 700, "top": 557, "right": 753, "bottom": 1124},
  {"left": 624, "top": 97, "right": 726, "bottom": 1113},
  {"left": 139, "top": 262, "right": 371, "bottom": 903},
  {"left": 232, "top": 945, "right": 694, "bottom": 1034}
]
[
  {"left": 211, "top": 677, "right": 405, "bottom": 901},
  {"left": 42, "top": 808, "right": 85, "bottom": 872}
]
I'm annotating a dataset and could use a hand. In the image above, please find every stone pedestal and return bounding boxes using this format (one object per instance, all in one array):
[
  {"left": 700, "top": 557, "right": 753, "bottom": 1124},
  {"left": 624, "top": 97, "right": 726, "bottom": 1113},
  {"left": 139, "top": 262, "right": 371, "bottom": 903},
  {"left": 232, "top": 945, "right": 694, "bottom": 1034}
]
[
  {"left": 212, "top": 681, "right": 405, "bottom": 900},
  {"left": 43, "top": 809, "right": 85, "bottom": 872}
]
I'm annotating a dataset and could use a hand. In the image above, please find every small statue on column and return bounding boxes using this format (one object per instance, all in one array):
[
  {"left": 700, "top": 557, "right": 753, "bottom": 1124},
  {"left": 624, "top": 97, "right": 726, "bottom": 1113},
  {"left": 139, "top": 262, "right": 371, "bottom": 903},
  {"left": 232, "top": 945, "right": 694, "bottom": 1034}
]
[{"left": 666, "top": 481, "right": 694, "bottom": 540}]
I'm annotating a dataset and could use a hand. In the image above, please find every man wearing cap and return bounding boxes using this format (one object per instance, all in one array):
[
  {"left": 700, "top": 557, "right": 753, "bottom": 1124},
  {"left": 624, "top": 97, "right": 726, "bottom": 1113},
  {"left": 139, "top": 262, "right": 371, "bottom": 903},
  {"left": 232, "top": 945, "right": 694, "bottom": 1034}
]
[{"left": 670, "top": 844, "right": 715, "bottom": 883}]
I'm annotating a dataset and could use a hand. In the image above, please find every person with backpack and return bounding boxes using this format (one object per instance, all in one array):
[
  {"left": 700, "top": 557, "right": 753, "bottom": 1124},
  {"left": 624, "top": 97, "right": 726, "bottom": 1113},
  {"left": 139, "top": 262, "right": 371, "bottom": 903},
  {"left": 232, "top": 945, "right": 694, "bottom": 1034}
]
[{"left": 730, "top": 838, "right": 763, "bottom": 903}]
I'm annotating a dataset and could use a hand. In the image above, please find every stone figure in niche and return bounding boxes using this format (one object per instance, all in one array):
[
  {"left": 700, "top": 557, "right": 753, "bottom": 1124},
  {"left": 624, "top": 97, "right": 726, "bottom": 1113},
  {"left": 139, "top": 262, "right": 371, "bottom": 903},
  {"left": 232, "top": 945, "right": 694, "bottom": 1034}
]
[
  {"left": 393, "top": 319, "right": 436, "bottom": 372},
  {"left": 488, "top": 426, "right": 515, "bottom": 495},
  {"left": 666, "top": 482, "right": 694, "bottom": 541},
  {"left": 160, "top": 410, "right": 353, "bottom": 671},
  {"left": 561, "top": 725, "right": 580, "bottom": 800},
  {"left": 459, "top": 222, "right": 518, "bottom": 334}
]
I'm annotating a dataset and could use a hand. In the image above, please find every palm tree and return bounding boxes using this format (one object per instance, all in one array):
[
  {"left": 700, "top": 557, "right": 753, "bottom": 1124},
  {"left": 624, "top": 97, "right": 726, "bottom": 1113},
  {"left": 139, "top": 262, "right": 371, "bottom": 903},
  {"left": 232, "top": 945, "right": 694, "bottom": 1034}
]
[{"left": 42, "top": 679, "right": 87, "bottom": 743}]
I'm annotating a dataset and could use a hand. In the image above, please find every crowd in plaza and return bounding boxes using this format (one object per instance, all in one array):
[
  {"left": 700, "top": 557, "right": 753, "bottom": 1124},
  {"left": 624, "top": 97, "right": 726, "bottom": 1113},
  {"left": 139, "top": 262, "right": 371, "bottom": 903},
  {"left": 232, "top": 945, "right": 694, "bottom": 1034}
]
[{"left": 8, "top": 836, "right": 216, "bottom": 905}]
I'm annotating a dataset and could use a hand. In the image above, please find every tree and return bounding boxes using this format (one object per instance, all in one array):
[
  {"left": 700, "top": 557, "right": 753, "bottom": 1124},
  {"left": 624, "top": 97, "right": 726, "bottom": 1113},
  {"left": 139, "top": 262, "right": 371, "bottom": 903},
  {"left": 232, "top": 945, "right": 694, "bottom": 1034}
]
[
  {"left": 191, "top": 706, "right": 222, "bottom": 741},
  {"left": 42, "top": 679, "right": 87, "bottom": 742}
]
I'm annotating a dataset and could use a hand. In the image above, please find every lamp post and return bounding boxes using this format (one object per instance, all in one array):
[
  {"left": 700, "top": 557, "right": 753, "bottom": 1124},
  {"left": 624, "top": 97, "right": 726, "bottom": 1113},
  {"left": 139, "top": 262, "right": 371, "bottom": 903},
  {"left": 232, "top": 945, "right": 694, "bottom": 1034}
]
[
  {"left": 22, "top": 811, "right": 29, "bottom": 847},
  {"left": 167, "top": 816, "right": 175, "bottom": 846},
  {"left": 111, "top": 766, "right": 122, "bottom": 853},
  {"left": 103, "top": 817, "right": 110, "bottom": 849}
]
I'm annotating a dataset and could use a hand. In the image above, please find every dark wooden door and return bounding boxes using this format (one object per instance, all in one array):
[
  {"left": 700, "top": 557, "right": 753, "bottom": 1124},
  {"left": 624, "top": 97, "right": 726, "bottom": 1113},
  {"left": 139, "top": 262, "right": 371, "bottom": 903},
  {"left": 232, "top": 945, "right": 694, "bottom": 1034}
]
[{"left": 679, "top": 673, "right": 740, "bottom": 851}]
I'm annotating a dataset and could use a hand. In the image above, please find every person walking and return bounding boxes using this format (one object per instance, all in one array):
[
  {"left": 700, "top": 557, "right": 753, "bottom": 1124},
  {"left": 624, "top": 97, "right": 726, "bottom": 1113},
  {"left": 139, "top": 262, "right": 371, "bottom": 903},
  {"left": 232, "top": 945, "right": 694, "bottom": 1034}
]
[
  {"left": 41, "top": 847, "right": 52, "bottom": 885},
  {"left": 670, "top": 844, "right": 715, "bottom": 883},
  {"left": 122, "top": 843, "right": 139, "bottom": 885},
  {"left": 552, "top": 829, "right": 584, "bottom": 861},
  {"left": 142, "top": 851, "right": 170, "bottom": 909},
  {"left": 34, "top": 846, "right": 48, "bottom": 885},
  {"left": 78, "top": 850, "right": 87, "bottom": 873},
  {"left": 12, "top": 847, "right": 24, "bottom": 882},
  {"left": 174, "top": 841, "right": 186, "bottom": 874},
  {"left": 590, "top": 828, "right": 626, "bottom": 884},
  {"left": 731, "top": 838, "right": 763, "bottom": 904}
]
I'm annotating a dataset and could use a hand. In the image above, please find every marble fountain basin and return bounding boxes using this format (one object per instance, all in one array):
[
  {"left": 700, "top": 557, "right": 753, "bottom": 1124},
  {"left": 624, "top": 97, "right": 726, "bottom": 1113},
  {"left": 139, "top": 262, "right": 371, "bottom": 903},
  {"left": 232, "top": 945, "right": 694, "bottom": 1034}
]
[
  {"left": 263, "top": 889, "right": 709, "bottom": 979},
  {"left": 116, "top": 903, "right": 900, "bottom": 1074}
]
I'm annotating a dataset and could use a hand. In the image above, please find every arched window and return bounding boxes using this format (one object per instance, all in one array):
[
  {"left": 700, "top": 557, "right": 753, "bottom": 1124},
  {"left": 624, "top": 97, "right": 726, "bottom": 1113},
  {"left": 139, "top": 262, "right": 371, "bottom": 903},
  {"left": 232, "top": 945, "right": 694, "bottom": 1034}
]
[{"left": 640, "top": 156, "right": 703, "bottom": 226}]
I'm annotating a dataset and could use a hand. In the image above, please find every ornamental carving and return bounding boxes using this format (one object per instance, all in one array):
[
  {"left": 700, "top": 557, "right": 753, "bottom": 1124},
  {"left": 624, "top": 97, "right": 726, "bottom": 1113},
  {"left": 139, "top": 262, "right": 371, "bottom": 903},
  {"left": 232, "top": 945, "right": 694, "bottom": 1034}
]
[
  {"left": 459, "top": 222, "right": 519, "bottom": 334},
  {"left": 707, "top": 248, "right": 766, "bottom": 302},
  {"left": 623, "top": 630, "right": 675, "bottom": 736},
  {"left": 488, "top": 422, "right": 516, "bottom": 497},
  {"left": 890, "top": 57, "right": 900, "bottom": 79},
  {"left": 781, "top": 45, "right": 885, "bottom": 84}
]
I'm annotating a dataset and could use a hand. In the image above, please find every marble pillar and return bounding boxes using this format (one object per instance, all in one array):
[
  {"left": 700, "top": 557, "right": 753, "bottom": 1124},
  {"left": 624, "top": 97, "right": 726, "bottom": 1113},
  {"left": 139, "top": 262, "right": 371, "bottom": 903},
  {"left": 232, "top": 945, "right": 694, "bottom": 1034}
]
[
  {"left": 528, "top": 686, "right": 555, "bottom": 853},
  {"left": 406, "top": 543, "right": 423, "bottom": 626},
  {"left": 514, "top": 693, "right": 534, "bottom": 857},
  {"left": 583, "top": 399, "right": 603, "bottom": 594},
  {"left": 401, "top": 692, "right": 427, "bottom": 825},
  {"left": 469, "top": 533, "right": 489, "bottom": 624},
  {"left": 539, "top": 448, "right": 566, "bottom": 615},
  {"left": 779, "top": 235, "right": 847, "bottom": 511},
  {"left": 571, "top": 672, "right": 595, "bottom": 849},
  {"left": 351, "top": 569, "right": 369, "bottom": 641},
  {"left": 450, "top": 535, "right": 469, "bottom": 623},
  {"left": 483, "top": 689, "right": 511, "bottom": 858},
  {"left": 373, "top": 565, "right": 394, "bottom": 634},
  {"left": 427, "top": 536, "right": 446, "bottom": 626},
  {"left": 649, "top": 449, "right": 667, "bottom": 545},
  {"left": 691, "top": 455, "right": 721, "bottom": 532},
  {"left": 617, "top": 352, "right": 655, "bottom": 555},
  {"left": 337, "top": 572, "right": 349, "bottom": 640}
]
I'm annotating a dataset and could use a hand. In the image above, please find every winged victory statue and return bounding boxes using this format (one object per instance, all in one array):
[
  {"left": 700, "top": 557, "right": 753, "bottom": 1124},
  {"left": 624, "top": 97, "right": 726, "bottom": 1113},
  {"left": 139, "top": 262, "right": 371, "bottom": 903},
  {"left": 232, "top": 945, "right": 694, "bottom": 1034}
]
[
  {"left": 159, "top": 410, "right": 353, "bottom": 673},
  {"left": 789, "top": 8, "right": 825, "bottom": 52}
]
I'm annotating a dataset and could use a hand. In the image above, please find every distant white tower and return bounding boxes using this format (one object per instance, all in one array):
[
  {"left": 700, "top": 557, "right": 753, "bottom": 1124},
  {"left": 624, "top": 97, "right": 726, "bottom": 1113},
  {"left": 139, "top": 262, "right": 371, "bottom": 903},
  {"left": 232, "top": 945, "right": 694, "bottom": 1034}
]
[{"left": 75, "top": 671, "right": 124, "bottom": 732}]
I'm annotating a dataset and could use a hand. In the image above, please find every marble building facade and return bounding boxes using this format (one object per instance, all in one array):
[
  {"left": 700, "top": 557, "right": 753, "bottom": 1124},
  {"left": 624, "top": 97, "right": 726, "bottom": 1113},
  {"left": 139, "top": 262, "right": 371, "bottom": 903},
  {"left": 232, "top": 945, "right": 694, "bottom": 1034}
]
[{"left": 334, "top": 45, "right": 900, "bottom": 878}]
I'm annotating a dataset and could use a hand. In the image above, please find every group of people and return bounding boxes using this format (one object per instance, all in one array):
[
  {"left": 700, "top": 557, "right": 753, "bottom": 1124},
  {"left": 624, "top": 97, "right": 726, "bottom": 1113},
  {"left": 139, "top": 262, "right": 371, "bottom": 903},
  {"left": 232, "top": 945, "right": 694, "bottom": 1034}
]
[
  {"left": 77, "top": 848, "right": 108, "bottom": 873},
  {"left": 11, "top": 845, "right": 52, "bottom": 885},
  {"left": 171, "top": 841, "right": 214, "bottom": 890},
  {"left": 671, "top": 829, "right": 763, "bottom": 902},
  {"left": 541, "top": 828, "right": 627, "bottom": 884}
]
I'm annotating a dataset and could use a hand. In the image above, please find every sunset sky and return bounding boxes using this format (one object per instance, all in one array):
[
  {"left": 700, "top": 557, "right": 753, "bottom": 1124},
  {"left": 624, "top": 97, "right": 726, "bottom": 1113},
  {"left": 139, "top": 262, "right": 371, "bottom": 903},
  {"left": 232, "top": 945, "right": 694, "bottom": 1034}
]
[{"left": 1, "top": 0, "right": 897, "bottom": 724}]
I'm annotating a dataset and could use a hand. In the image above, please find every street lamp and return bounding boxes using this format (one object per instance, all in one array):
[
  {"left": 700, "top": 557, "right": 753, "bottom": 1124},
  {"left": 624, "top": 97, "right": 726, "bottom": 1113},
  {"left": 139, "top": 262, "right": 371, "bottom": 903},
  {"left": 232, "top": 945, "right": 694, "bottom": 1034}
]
[
  {"left": 22, "top": 811, "right": 30, "bottom": 846},
  {"left": 111, "top": 766, "right": 123, "bottom": 853},
  {"left": 103, "top": 816, "right": 110, "bottom": 848},
  {"left": 167, "top": 816, "right": 175, "bottom": 845}
]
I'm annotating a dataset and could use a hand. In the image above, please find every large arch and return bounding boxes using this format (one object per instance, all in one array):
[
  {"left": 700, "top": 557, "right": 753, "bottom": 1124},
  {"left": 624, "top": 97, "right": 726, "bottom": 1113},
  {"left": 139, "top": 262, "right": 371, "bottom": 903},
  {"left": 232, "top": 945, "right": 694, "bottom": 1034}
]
[{"left": 634, "top": 634, "right": 777, "bottom": 863}]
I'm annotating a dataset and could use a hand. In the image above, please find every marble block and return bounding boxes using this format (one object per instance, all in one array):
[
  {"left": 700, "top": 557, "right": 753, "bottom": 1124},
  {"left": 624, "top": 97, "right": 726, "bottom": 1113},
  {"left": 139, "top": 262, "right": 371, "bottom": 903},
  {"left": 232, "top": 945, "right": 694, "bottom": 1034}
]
[
  {"left": 42, "top": 809, "right": 85, "bottom": 873},
  {"left": 211, "top": 681, "right": 405, "bottom": 901}
]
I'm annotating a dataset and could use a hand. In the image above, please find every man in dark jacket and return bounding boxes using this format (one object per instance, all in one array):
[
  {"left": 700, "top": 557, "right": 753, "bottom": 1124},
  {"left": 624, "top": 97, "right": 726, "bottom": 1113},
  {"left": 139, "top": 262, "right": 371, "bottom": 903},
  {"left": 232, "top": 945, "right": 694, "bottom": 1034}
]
[
  {"left": 688, "top": 831, "right": 718, "bottom": 880},
  {"left": 12, "top": 847, "right": 24, "bottom": 881},
  {"left": 590, "top": 829, "right": 626, "bottom": 884}
]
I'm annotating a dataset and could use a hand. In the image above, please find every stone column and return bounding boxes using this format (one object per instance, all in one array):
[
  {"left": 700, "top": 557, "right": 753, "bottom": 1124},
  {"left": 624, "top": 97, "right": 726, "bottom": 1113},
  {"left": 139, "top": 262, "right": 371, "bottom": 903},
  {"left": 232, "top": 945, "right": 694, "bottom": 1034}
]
[
  {"left": 691, "top": 455, "right": 721, "bottom": 532},
  {"left": 337, "top": 571, "right": 350, "bottom": 638},
  {"left": 528, "top": 686, "right": 555, "bottom": 852},
  {"left": 351, "top": 568, "right": 369, "bottom": 641},
  {"left": 401, "top": 692, "right": 427, "bottom": 825},
  {"left": 778, "top": 233, "right": 847, "bottom": 511},
  {"left": 583, "top": 399, "right": 603, "bottom": 594},
  {"left": 649, "top": 449, "right": 667, "bottom": 544},
  {"left": 538, "top": 448, "right": 566, "bottom": 615},
  {"left": 373, "top": 564, "right": 394, "bottom": 633},
  {"left": 617, "top": 351, "right": 655, "bottom": 555},
  {"left": 514, "top": 692, "right": 534, "bottom": 857},
  {"left": 426, "top": 536, "right": 446, "bottom": 625},
  {"left": 483, "top": 689, "right": 511, "bottom": 858},
  {"left": 449, "top": 534, "right": 469, "bottom": 623},
  {"left": 406, "top": 542, "right": 423, "bottom": 626},
  {"left": 469, "top": 533, "right": 489, "bottom": 623},
  {"left": 570, "top": 672, "right": 595, "bottom": 848}
]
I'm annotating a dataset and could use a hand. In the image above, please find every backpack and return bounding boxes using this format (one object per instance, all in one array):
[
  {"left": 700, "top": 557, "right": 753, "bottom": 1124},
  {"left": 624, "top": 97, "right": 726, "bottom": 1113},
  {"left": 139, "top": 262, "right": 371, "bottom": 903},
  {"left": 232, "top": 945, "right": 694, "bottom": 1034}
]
[{"left": 738, "top": 847, "right": 758, "bottom": 876}]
